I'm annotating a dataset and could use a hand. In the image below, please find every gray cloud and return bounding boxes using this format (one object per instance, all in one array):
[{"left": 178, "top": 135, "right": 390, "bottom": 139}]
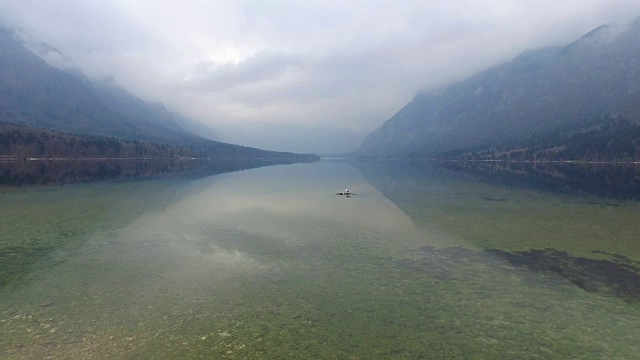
[
  {"left": 1, "top": 0, "right": 152, "bottom": 53},
  {"left": 2, "top": 0, "right": 640, "bottom": 152},
  {"left": 184, "top": 51, "right": 303, "bottom": 92}
]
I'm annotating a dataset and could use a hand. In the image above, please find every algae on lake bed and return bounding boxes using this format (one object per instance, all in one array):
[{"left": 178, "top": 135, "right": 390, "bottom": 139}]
[
  {"left": 400, "top": 246, "right": 640, "bottom": 305},
  {"left": 0, "top": 180, "right": 183, "bottom": 287},
  {"left": 2, "top": 161, "right": 640, "bottom": 359}
]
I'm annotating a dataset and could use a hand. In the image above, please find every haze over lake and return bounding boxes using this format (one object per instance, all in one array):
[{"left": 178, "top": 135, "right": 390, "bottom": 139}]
[
  {"left": 3, "top": 2, "right": 640, "bottom": 358},
  {"left": 2, "top": 160, "right": 639, "bottom": 359}
]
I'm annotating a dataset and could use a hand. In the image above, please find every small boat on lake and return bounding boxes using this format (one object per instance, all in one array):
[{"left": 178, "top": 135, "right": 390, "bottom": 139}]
[{"left": 335, "top": 189, "right": 355, "bottom": 197}]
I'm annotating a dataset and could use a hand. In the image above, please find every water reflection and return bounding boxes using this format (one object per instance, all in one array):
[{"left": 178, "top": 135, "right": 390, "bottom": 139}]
[
  {"left": 2, "top": 160, "right": 640, "bottom": 359},
  {"left": 0, "top": 158, "right": 316, "bottom": 289},
  {"left": 431, "top": 160, "right": 640, "bottom": 201},
  {"left": 0, "top": 158, "right": 316, "bottom": 187},
  {"left": 353, "top": 159, "right": 640, "bottom": 302}
]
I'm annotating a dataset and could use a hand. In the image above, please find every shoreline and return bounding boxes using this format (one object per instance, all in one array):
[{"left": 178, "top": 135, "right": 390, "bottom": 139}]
[
  {"left": 422, "top": 159, "right": 640, "bottom": 165},
  {"left": 354, "top": 158, "right": 640, "bottom": 165},
  {"left": 0, "top": 156, "right": 316, "bottom": 162}
]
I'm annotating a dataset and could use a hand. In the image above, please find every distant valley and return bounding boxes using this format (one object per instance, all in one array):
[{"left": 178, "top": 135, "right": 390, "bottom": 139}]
[
  {"left": 5, "top": 18, "right": 640, "bottom": 163},
  {"left": 0, "top": 27, "right": 317, "bottom": 161},
  {"left": 354, "top": 20, "right": 640, "bottom": 162}
]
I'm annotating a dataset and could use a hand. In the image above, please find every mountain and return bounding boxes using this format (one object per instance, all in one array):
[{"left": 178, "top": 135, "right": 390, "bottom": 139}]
[
  {"left": 88, "top": 77, "right": 193, "bottom": 140},
  {"left": 0, "top": 27, "right": 318, "bottom": 160},
  {"left": 0, "top": 27, "right": 141, "bottom": 138},
  {"left": 0, "top": 27, "right": 199, "bottom": 141},
  {"left": 354, "top": 20, "right": 640, "bottom": 159}
]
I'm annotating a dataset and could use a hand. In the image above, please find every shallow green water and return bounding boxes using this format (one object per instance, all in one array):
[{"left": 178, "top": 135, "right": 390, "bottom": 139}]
[{"left": 1, "top": 160, "right": 640, "bottom": 359}]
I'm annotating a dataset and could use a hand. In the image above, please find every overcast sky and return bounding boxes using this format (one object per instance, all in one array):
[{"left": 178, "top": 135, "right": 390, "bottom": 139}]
[{"left": 2, "top": 0, "right": 640, "bottom": 149}]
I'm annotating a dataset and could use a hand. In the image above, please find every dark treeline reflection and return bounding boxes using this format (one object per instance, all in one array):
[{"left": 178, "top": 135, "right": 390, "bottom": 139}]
[
  {"left": 0, "top": 157, "right": 315, "bottom": 287},
  {"left": 354, "top": 161, "right": 640, "bottom": 306},
  {"left": 355, "top": 160, "right": 640, "bottom": 202},
  {"left": 436, "top": 161, "right": 640, "bottom": 201},
  {"left": 0, "top": 158, "right": 314, "bottom": 187}
]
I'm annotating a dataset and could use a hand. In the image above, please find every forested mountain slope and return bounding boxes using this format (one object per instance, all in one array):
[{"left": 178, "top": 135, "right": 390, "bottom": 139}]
[
  {"left": 354, "top": 20, "right": 640, "bottom": 159},
  {"left": 0, "top": 28, "right": 317, "bottom": 160}
]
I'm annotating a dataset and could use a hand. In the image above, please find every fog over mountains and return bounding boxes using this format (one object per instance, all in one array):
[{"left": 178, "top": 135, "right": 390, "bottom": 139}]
[
  {"left": 0, "top": 27, "right": 317, "bottom": 160},
  {"left": 3, "top": 16, "right": 640, "bottom": 160},
  {"left": 354, "top": 20, "right": 640, "bottom": 159},
  {"left": 0, "top": 27, "right": 192, "bottom": 141},
  {"left": 0, "top": 26, "right": 361, "bottom": 155},
  {"left": 215, "top": 123, "right": 360, "bottom": 156}
]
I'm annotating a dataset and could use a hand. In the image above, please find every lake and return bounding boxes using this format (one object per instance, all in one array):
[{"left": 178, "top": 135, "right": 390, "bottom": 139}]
[{"left": 1, "top": 159, "right": 639, "bottom": 359}]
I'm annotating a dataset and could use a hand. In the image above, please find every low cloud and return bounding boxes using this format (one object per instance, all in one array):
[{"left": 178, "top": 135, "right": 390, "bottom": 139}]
[
  {"left": 2, "top": 0, "right": 640, "bottom": 150},
  {"left": 184, "top": 51, "right": 302, "bottom": 93}
]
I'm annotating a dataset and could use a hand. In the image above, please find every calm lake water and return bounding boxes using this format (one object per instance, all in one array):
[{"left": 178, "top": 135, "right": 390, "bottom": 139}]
[{"left": 1, "top": 160, "right": 640, "bottom": 359}]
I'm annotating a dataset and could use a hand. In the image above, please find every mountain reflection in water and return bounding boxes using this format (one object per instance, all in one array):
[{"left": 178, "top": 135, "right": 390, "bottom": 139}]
[
  {"left": 435, "top": 161, "right": 640, "bottom": 201},
  {"left": 0, "top": 158, "right": 314, "bottom": 187},
  {"left": 0, "top": 158, "right": 316, "bottom": 288},
  {"left": 354, "top": 159, "right": 640, "bottom": 306},
  {"left": 2, "top": 160, "right": 640, "bottom": 359}
]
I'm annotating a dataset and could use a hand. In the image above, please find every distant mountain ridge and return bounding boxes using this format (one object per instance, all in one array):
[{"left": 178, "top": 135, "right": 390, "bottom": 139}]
[
  {"left": 0, "top": 27, "right": 140, "bottom": 138},
  {"left": 89, "top": 78, "right": 193, "bottom": 139},
  {"left": 0, "top": 27, "right": 317, "bottom": 160},
  {"left": 0, "top": 26, "right": 199, "bottom": 141},
  {"left": 354, "top": 19, "right": 640, "bottom": 159}
]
